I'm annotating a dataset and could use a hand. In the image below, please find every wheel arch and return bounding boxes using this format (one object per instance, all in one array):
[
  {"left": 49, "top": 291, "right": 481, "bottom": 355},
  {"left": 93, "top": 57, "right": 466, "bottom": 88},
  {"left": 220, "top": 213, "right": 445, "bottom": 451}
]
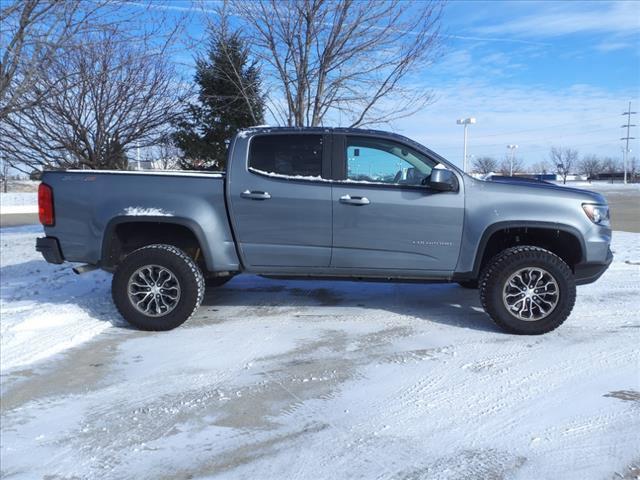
[
  {"left": 101, "top": 216, "right": 214, "bottom": 272},
  {"left": 470, "top": 221, "right": 586, "bottom": 279}
]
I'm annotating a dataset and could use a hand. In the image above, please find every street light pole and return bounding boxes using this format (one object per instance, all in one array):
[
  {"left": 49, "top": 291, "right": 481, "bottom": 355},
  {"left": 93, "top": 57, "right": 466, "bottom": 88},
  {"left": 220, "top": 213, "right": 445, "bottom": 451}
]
[
  {"left": 457, "top": 117, "right": 476, "bottom": 172},
  {"left": 621, "top": 101, "right": 636, "bottom": 185},
  {"left": 507, "top": 144, "right": 518, "bottom": 176}
]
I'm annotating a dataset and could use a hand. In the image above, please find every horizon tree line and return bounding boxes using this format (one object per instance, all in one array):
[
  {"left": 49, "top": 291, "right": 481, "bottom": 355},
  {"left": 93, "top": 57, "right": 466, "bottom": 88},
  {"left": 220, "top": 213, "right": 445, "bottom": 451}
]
[{"left": 471, "top": 150, "right": 637, "bottom": 183}]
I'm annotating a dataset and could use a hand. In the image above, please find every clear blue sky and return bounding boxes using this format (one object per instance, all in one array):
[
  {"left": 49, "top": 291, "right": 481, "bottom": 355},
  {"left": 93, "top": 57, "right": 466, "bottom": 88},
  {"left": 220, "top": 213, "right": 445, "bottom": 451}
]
[
  {"left": 132, "top": 0, "right": 640, "bottom": 168},
  {"left": 408, "top": 0, "right": 640, "bottom": 167}
]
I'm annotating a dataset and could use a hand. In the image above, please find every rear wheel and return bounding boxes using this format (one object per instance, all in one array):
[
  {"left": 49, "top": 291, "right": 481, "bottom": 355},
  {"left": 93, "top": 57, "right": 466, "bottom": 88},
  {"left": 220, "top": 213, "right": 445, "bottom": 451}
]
[
  {"left": 480, "top": 246, "right": 575, "bottom": 335},
  {"left": 112, "top": 244, "right": 204, "bottom": 331}
]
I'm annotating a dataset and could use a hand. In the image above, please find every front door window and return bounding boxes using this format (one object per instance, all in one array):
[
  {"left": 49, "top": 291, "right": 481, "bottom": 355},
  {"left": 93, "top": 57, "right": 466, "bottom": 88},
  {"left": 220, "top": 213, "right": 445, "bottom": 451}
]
[{"left": 346, "top": 136, "right": 435, "bottom": 186}]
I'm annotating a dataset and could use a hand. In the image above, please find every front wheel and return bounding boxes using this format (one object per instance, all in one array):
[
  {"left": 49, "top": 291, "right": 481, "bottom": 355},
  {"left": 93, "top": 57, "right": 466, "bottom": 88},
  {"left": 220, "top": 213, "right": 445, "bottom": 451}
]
[
  {"left": 112, "top": 244, "right": 205, "bottom": 331},
  {"left": 480, "top": 246, "right": 576, "bottom": 335}
]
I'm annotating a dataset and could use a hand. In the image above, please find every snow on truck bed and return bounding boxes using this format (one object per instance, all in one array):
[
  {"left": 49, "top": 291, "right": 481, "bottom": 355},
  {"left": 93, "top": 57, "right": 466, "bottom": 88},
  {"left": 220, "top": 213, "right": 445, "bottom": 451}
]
[{"left": 1, "top": 225, "right": 638, "bottom": 479}]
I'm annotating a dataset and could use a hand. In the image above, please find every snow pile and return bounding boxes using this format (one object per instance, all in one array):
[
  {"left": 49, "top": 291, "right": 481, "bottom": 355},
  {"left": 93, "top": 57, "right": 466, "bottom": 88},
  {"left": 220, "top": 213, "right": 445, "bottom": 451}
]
[
  {"left": 122, "top": 207, "right": 173, "bottom": 216},
  {"left": 0, "top": 226, "right": 115, "bottom": 371},
  {"left": 249, "top": 166, "right": 329, "bottom": 182}
]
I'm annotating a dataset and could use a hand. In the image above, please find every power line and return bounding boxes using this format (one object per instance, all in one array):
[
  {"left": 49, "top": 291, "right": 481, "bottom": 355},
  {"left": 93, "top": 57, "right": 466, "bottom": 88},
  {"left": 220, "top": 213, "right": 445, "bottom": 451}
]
[{"left": 621, "top": 101, "right": 636, "bottom": 184}]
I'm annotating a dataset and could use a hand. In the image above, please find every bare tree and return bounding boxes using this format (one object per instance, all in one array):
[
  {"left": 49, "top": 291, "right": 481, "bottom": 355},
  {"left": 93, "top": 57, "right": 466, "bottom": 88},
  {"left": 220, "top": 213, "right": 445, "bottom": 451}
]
[
  {"left": 1, "top": 30, "right": 186, "bottom": 172},
  {"left": 1, "top": 1, "right": 111, "bottom": 119},
  {"left": 499, "top": 156, "right": 524, "bottom": 176},
  {"left": 1, "top": 1, "right": 184, "bottom": 120},
  {"left": 550, "top": 147, "right": 578, "bottom": 184},
  {"left": 578, "top": 155, "right": 602, "bottom": 183},
  {"left": 220, "top": 0, "right": 443, "bottom": 127},
  {"left": 148, "top": 135, "right": 181, "bottom": 170},
  {"left": 531, "top": 160, "right": 550, "bottom": 175},
  {"left": 601, "top": 157, "right": 620, "bottom": 184},
  {"left": 0, "top": 157, "right": 9, "bottom": 193},
  {"left": 629, "top": 156, "right": 638, "bottom": 182},
  {"left": 472, "top": 156, "right": 497, "bottom": 175}
]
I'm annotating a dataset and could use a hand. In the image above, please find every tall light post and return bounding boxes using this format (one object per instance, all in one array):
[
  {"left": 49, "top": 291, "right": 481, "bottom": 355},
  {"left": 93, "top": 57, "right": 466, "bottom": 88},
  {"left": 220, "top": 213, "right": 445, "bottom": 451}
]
[
  {"left": 621, "top": 101, "right": 636, "bottom": 185},
  {"left": 507, "top": 144, "right": 518, "bottom": 176},
  {"left": 457, "top": 117, "right": 476, "bottom": 172}
]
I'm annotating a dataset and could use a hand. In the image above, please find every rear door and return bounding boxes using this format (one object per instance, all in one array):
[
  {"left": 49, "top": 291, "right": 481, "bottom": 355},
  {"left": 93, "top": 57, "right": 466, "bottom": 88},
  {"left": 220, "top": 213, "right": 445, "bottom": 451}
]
[
  {"left": 331, "top": 134, "right": 464, "bottom": 273},
  {"left": 227, "top": 133, "right": 333, "bottom": 268}
]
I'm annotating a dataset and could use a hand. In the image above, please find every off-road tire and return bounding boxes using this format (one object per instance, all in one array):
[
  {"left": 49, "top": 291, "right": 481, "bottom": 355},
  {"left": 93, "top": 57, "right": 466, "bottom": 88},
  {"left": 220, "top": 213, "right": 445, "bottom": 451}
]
[
  {"left": 112, "top": 244, "right": 205, "bottom": 331},
  {"left": 480, "top": 246, "right": 576, "bottom": 335},
  {"left": 205, "top": 276, "right": 233, "bottom": 288},
  {"left": 457, "top": 280, "right": 478, "bottom": 289}
]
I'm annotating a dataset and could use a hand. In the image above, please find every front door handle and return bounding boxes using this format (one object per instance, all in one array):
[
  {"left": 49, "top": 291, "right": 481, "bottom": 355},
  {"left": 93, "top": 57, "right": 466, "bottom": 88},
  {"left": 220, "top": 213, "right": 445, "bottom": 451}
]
[
  {"left": 241, "top": 190, "right": 271, "bottom": 200},
  {"left": 339, "top": 194, "right": 370, "bottom": 206}
]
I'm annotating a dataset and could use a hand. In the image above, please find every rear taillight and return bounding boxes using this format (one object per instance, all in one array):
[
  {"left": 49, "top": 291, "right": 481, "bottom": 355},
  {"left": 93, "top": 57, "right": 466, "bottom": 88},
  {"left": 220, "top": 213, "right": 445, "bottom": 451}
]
[{"left": 38, "top": 183, "right": 55, "bottom": 226}]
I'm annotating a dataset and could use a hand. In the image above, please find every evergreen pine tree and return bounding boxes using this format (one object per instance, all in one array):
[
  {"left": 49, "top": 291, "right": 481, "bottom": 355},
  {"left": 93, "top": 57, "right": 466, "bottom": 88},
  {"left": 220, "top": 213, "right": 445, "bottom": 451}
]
[{"left": 173, "top": 29, "right": 264, "bottom": 170}]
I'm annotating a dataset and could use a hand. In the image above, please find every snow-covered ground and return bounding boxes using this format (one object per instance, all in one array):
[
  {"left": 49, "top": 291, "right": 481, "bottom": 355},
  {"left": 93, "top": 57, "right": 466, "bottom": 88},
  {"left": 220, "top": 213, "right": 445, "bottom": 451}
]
[
  {"left": 1, "top": 226, "right": 639, "bottom": 479},
  {"left": 0, "top": 192, "right": 38, "bottom": 214},
  {"left": 551, "top": 181, "right": 640, "bottom": 192}
]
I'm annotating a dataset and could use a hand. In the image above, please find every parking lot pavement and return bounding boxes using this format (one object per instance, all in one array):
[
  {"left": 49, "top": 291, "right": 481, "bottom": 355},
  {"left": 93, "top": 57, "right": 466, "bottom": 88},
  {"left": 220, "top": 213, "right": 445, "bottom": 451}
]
[{"left": 0, "top": 213, "right": 39, "bottom": 228}]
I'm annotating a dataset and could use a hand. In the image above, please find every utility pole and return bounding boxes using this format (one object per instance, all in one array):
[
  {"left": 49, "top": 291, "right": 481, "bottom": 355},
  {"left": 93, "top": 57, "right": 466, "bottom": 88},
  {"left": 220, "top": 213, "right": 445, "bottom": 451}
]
[
  {"left": 457, "top": 117, "right": 476, "bottom": 172},
  {"left": 507, "top": 144, "right": 518, "bottom": 176},
  {"left": 621, "top": 101, "right": 636, "bottom": 184}
]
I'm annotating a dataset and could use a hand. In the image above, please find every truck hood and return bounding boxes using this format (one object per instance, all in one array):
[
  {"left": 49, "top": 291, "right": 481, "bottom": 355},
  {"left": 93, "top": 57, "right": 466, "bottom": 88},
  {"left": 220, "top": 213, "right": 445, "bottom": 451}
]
[{"left": 471, "top": 177, "right": 607, "bottom": 204}]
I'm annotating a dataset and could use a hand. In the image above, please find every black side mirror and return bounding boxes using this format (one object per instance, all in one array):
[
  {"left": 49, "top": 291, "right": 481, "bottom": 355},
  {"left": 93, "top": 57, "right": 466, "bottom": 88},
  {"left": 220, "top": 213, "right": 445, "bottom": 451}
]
[{"left": 429, "top": 168, "right": 458, "bottom": 191}]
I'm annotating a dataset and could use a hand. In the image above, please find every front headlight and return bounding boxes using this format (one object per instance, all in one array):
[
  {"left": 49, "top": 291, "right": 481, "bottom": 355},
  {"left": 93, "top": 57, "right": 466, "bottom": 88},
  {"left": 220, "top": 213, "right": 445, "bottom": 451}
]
[{"left": 582, "top": 204, "right": 610, "bottom": 227}]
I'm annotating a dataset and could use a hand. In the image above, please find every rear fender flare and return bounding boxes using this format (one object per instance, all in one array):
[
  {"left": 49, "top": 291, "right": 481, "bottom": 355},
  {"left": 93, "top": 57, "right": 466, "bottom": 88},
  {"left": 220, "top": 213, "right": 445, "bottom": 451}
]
[{"left": 101, "top": 216, "right": 213, "bottom": 270}]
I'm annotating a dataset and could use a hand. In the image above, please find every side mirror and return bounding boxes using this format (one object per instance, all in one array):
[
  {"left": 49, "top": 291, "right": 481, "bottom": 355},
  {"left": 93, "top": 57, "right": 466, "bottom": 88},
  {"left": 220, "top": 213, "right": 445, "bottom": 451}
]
[{"left": 429, "top": 168, "right": 458, "bottom": 191}]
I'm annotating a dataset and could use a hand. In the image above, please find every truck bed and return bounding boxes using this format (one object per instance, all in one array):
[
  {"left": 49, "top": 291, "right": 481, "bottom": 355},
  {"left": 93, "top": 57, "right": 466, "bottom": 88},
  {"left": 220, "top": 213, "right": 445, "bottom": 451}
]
[{"left": 41, "top": 170, "right": 240, "bottom": 272}]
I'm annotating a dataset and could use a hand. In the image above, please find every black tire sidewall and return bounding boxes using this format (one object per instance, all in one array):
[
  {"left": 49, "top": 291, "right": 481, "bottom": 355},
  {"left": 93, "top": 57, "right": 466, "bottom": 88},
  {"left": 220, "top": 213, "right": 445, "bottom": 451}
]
[
  {"left": 112, "top": 245, "right": 202, "bottom": 331},
  {"left": 482, "top": 248, "right": 576, "bottom": 335}
]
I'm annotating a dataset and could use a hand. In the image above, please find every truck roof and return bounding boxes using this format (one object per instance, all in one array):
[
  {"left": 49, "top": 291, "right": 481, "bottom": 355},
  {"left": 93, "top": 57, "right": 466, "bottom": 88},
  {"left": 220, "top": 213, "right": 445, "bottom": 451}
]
[{"left": 237, "top": 126, "right": 451, "bottom": 168}]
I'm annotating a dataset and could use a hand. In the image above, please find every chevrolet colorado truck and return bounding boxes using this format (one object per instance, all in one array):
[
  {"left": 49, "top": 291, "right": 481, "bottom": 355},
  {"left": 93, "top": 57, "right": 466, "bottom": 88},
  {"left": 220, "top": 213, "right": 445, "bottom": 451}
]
[{"left": 36, "top": 127, "right": 613, "bottom": 334}]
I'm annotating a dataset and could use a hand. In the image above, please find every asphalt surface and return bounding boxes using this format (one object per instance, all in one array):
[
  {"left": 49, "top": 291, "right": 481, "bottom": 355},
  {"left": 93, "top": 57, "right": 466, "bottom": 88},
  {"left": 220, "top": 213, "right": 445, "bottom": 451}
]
[
  {"left": 600, "top": 190, "right": 640, "bottom": 233},
  {"left": 0, "top": 213, "right": 38, "bottom": 228}
]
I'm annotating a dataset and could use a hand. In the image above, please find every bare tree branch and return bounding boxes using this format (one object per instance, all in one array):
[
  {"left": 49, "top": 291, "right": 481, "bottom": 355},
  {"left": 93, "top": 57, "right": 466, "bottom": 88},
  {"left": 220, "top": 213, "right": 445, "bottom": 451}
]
[
  {"left": 550, "top": 147, "right": 578, "bottom": 184},
  {"left": 0, "top": 0, "right": 187, "bottom": 120},
  {"left": 210, "top": 0, "right": 443, "bottom": 127},
  {"left": 1, "top": 29, "right": 186, "bottom": 171},
  {"left": 472, "top": 156, "right": 497, "bottom": 175}
]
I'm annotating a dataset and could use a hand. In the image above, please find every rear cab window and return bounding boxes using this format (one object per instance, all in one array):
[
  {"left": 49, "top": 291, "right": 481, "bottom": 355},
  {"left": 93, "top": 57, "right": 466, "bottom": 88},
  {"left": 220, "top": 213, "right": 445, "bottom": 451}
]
[{"left": 248, "top": 134, "right": 323, "bottom": 180}]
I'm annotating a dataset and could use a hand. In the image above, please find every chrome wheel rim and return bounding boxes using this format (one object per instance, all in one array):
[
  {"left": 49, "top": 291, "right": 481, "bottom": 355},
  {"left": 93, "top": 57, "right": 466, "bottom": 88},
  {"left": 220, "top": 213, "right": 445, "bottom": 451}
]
[
  {"left": 127, "top": 265, "right": 181, "bottom": 317},
  {"left": 502, "top": 267, "right": 559, "bottom": 321}
]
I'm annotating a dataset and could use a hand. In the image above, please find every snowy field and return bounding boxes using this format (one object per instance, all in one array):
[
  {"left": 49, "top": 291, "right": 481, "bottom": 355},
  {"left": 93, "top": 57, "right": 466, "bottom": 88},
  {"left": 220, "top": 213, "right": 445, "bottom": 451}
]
[
  {"left": 1, "top": 225, "right": 639, "bottom": 479},
  {"left": 0, "top": 193, "right": 38, "bottom": 214}
]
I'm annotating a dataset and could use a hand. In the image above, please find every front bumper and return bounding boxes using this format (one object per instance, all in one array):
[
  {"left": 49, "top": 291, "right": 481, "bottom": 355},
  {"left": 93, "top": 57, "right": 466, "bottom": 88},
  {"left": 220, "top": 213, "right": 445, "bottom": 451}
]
[
  {"left": 36, "top": 237, "right": 64, "bottom": 264},
  {"left": 574, "top": 247, "right": 613, "bottom": 285}
]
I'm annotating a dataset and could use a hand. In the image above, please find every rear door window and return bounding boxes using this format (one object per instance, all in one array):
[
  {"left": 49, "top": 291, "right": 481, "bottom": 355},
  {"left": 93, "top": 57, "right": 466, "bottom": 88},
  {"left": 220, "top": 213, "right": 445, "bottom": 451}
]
[{"left": 249, "top": 134, "right": 323, "bottom": 178}]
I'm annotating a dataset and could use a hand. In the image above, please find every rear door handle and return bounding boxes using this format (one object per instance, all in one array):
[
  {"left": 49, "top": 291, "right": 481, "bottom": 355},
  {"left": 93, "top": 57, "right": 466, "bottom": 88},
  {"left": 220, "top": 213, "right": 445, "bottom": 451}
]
[
  {"left": 241, "top": 190, "right": 271, "bottom": 200},
  {"left": 339, "top": 194, "right": 370, "bottom": 206}
]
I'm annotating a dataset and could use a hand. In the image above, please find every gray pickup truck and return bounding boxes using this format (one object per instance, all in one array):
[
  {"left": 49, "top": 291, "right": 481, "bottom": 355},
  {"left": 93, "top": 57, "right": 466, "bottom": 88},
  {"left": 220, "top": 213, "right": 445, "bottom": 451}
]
[{"left": 36, "top": 127, "right": 612, "bottom": 334}]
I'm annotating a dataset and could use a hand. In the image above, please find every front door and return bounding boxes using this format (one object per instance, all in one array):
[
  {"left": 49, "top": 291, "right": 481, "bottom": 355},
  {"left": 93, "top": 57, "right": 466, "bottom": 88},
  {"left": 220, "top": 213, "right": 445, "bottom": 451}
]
[
  {"left": 331, "top": 134, "right": 464, "bottom": 273},
  {"left": 228, "top": 133, "right": 333, "bottom": 268}
]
